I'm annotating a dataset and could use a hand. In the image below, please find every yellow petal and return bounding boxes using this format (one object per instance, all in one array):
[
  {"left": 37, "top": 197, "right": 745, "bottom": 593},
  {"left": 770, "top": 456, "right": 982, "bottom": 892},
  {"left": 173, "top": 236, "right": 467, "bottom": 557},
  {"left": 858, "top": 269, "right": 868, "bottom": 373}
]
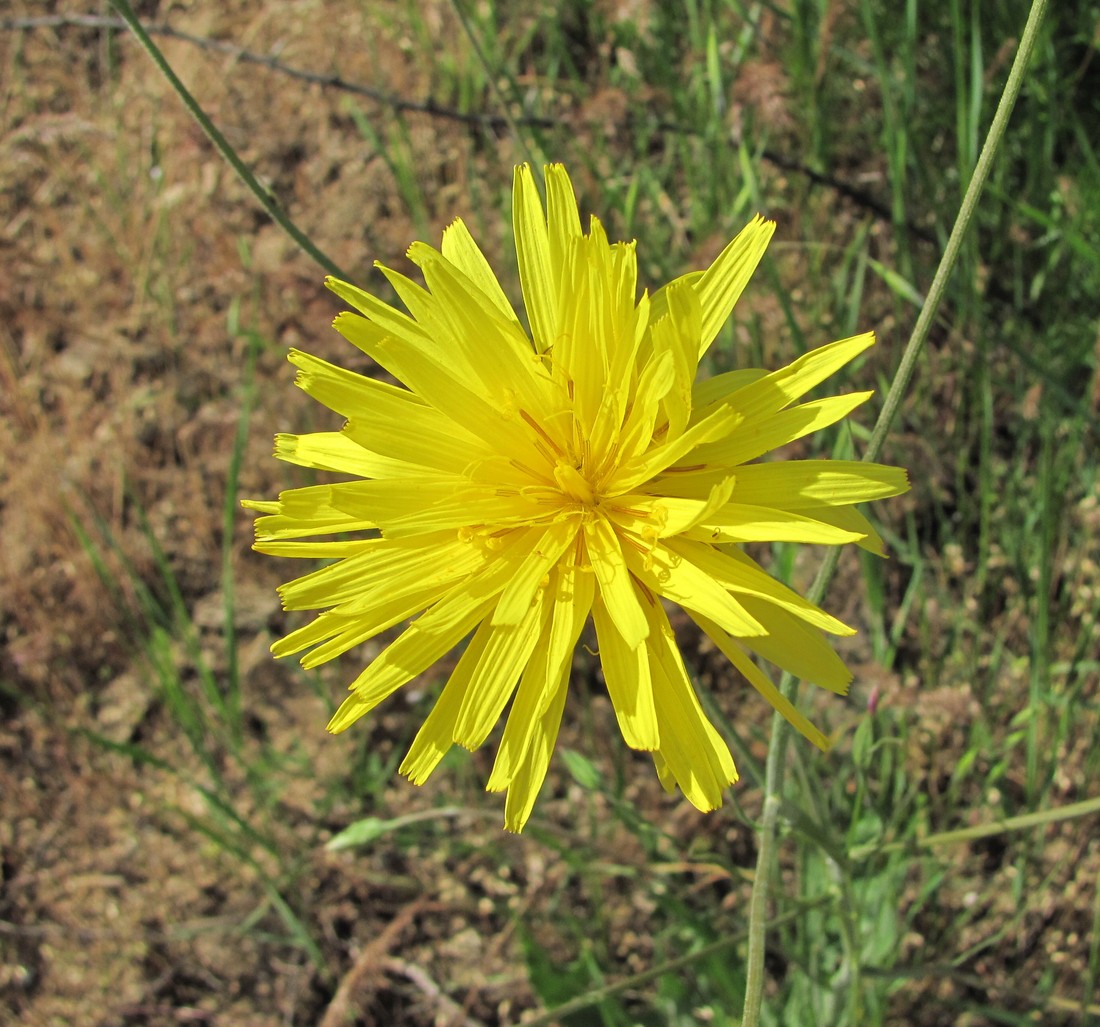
[
  {"left": 493, "top": 520, "right": 580, "bottom": 625},
  {"left": 646, "top": 602, "right": 737, "bottom": 809},
  {"left": 688, "top": 391, "right": 873, "bottom": 469},
  {"left": 606, "top": 478, "right": 735, "bottom": 539},
  {"left": 551, "top": 229, "right": 637, "bottom": 435},
  {"left": 610, "top": 402, "right": 739, "bottom": 495},
  {"left": 293, "top": 588, "right": 443, "bottom": 668},
  {"left": 513, "top": 163, "right": 555, "bottom": 352},
  {"left": 594, "top": 286, "right": 648, "bottom": 449},
  {"left": 665, "top": 538, "right": 854, "bottom": 636},
  {"left": 399, "top": 620, "right": 494, "bottom": 784},
  {"left": 502, "top": 660, "right": 571, "bottom": 832},
  {"left": 452, "top": 592, "right": 548, "bottom": 749},
  {"left": 287, "top": 348, "right": 489, "bottom": 474},
  {"left": 799, "top": 505, "right": 889, "bottom": 556},
  {"left": 253, "top": 539, "right": 377, "bottom": 559},
  {"left": 613, "top": 349, "right": 675, "bottom": 468},
  {"left": 717, "top": 332, "right": 875, "bottom": 421},
  {"left": 325, "top": 275, "right": 429, "bottom": 349},
  {"left": 287, "top": 347, "right": 420, "bottom": 416},
  {"left": 246, "top": 483, "right": 377, "bottom": 540},
  {"left": 440, "top": 217, "right": 520, "bottom": 324},
  {"left": 691, "top": 368, "right": 768, "bottom": 411},
  {"left": 591, "top": 596, "right": 659, "bottom": 750},
  {"left": 649, "top": 279, "right": 701, "bottom": 440},
  {"left": 406, "top": 243, "right": 554, "bottom": 415},
  {"left": 692, "top": 214, "right": 775, "bottom": 357},
  {"left": 332, "top": 311, "right": 523, "bottom": 454},
  {"left": 545, "top": 162, "right": 583, "bottom": 293},
  {"left": 730, "top": 460, "right": 910, "bottom": 509},
  {"left": 627, "top": 541, "right": 766, "bottom": 638},
  {"left": 328, "top": 477, "right": 536, "bottom": 538},
  {"left": 651, "top": 750, "right": 677, "bottom": 794},
  {"left": 736, "top": 597, "right": 853, "bottom": 694},
  {"left": 488, "top": 552, "right": 592, "bottom": 791},
  {"left": 277, "top": 532, "right": 482, "bottom": 613},
  {"left": 583, "top": 513, "right": 649, "bottom": 648},
  {"left": 327, "top": 547, "right": 524, "bottom": 732},
  {"left": 691, "top": 612, "right": 831, "bottom": 750},
  {"left": 326, "top": 587, "right": 495, "bottom": 734},
  {"left": 273, "top": 432, "right": 372, "bottom": 476},
  {"left": 688, "top": 504, "right": 865, "bottom": 545}
]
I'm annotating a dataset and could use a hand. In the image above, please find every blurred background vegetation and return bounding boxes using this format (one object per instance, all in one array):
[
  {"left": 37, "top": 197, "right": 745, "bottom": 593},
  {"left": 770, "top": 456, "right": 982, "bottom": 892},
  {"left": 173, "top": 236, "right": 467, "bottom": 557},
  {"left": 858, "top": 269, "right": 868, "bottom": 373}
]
[{"left": 1, "top": 0, "right": 1098, "bottom": 1024}]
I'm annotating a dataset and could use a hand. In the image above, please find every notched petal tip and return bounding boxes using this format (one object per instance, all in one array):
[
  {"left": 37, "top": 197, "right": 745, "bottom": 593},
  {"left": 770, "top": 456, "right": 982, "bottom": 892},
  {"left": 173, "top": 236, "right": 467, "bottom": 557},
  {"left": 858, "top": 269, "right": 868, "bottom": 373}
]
[{"left": 326, "top": 700, "right": 365, "bottom": 735}]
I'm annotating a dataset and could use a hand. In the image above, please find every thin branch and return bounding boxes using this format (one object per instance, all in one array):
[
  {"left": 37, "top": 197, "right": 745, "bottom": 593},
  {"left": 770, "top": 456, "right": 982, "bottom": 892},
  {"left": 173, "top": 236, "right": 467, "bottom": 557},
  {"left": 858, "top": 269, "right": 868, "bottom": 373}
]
[
  {"left": 3, "top": 13, "right": 931, "bottom": 240},
  {"left": 0, "top": 14, "right": 554, "bottom": 130},
  {"left": 99, "top": 1, "right": 352, "bottom": 281},
  {"left": 318, "top": 898, "right": 447, "bottom": 1027}
]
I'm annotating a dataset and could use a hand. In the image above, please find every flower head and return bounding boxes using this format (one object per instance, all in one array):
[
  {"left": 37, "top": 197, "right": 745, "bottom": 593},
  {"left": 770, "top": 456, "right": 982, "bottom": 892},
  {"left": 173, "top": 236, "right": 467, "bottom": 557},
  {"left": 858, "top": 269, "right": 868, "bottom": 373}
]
[{"left": 246, "top": 164, "right": 908, "bottom": 831}]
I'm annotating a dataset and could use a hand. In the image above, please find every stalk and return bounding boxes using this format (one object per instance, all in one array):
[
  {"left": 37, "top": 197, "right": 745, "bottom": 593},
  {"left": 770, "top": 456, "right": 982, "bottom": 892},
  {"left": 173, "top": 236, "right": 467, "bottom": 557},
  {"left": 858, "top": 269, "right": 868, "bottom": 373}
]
[{"left": 740, "top": 2, "right": 1049, "bottom": 1022}]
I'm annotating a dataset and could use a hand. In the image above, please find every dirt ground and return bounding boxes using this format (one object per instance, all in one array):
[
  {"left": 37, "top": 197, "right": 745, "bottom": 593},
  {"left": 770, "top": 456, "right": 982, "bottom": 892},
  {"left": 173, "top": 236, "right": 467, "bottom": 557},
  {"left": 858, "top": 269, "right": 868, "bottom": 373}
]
[{"left": 2, "top": 2, "right": 1098, "bottom": 1026}]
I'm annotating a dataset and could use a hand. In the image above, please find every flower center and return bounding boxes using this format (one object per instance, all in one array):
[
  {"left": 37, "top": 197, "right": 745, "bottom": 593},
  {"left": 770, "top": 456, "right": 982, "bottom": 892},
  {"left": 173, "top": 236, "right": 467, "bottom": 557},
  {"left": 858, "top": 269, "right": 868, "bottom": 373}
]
[{"left": 553, "top": 461, "right": 597, "bottom": 506}]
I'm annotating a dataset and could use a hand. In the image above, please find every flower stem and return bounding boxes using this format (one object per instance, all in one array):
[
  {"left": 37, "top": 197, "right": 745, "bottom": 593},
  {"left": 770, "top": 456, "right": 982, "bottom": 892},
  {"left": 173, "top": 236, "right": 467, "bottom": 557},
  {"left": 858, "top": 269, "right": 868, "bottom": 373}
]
[
  {"left": 105, "top": 0, "right": 352, "bottom": 281},
  {"left": 739, "top": 0, "right": 1049, "bottom": 1022}
]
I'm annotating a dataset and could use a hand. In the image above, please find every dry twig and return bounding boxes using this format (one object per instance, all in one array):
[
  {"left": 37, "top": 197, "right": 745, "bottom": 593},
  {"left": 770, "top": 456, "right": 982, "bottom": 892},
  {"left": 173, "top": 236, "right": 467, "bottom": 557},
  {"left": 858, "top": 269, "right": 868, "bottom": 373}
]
[{"left": 2, "top": 13, "right": 930, "bottom": 238}]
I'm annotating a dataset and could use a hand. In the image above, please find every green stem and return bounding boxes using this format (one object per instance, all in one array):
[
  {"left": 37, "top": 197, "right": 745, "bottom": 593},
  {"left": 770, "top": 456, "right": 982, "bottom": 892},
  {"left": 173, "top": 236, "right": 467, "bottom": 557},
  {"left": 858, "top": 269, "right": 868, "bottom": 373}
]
[
  {"left": 521, "top": 895, "right": 831, "bottom": 1027},
  {"left": 105, "top": 0, "right": 352, "bottom": 281},
  {"left": 847, "top": 793, "right": 1100, "bottom": 862},
  {"left": 740, "top": 1, "right": 1048, "bottom": 1023}
]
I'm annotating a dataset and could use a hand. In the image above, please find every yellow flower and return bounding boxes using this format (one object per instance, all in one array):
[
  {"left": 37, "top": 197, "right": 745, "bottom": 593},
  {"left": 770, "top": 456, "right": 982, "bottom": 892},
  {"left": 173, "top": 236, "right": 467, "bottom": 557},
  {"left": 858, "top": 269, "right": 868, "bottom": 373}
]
[{"left": 245, "top": 164, "right": 908, "bottom": 832}]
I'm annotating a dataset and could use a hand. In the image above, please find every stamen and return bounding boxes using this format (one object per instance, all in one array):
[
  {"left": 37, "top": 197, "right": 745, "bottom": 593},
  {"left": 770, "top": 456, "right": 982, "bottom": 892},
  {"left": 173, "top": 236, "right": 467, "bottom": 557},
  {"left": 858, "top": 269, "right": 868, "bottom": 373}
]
[
  {"left": 629, "top": 572, "right": 656, "bottom": 605},
  {"left": 592, "top": 443, "right": 620, "bottom": 485},
  {"left": 509, "top": 458, "right": 550, "bottom": 483},
  {"left": 661, "top": 463, "right": 708, "bottom": 474},
  {"left": 532, "top": 439, "right": 560, "bottom": 469},
  {"left": 609, "top": 502, "right": 651, "bottom": 518},
  {"left": 519, "top": 409, "right": 565, "bottom": 458},
  {"left": 519, "top": 485, "right": 567, "bottom": 509}
]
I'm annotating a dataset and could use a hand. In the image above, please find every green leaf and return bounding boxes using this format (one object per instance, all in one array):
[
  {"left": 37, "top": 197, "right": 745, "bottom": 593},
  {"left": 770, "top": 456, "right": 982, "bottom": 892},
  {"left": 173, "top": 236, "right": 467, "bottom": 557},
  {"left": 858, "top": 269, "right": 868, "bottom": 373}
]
[{"left": 325, "top": 806, "right": 464, "bottom": 851}]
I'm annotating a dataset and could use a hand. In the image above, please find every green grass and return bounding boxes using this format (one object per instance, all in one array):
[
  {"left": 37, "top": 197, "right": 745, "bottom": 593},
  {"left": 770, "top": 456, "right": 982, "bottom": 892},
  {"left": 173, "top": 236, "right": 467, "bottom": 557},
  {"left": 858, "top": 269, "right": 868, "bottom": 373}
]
[{"left": 68, "top": 0, "right": 1100, "bottom": 1022}]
